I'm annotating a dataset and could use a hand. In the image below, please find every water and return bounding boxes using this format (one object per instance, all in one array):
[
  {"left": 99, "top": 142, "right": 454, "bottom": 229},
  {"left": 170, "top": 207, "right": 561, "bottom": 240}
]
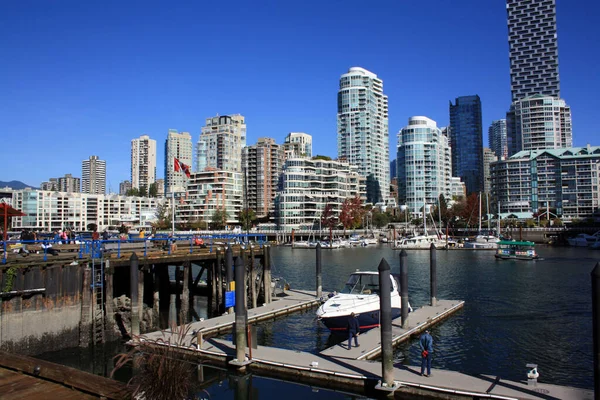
[{"left": 36, "top": 244, "right": 596, "bottom": 396}]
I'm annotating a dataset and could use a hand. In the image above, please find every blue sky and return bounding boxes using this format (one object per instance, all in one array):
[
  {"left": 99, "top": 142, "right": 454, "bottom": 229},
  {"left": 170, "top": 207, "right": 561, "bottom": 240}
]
[{"left": 1, "top": 0, "right": 598, "bottom": 190}]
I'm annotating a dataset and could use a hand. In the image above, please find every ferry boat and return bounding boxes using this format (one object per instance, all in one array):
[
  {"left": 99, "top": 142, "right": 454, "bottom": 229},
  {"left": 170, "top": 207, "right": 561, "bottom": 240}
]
[
  {"left": 316, "top": 271, "right": 412, "bottom": 333},
  {"left": 495, "top": 240, "right": 539, "bottom": 260}
]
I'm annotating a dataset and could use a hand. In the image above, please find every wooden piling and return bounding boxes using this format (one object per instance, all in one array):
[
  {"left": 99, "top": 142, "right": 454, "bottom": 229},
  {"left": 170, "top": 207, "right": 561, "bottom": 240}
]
[
  {"left": 182, "top": 261, "right": 190, "bottom": 324},
  {"left": 250, "top": 245, "right": 257, "bottom": 309},
  {"left": 263, "top": 245, "right": 271, "bottom": 304},
  {"left": 130, "top": 253, "right": 140, "bottom": 336},
  {"left": 79, "top": 265, "right": 92, "bottom": 347},
  {"left": 104, "top": 260, "right": 116, "bottom": 338},
  {"left": 152, "top": 264, "right": 160, "bottom": 331}
]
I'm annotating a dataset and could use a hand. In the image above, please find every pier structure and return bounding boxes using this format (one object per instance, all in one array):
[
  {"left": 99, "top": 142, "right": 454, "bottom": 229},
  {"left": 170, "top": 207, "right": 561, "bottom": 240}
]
[{"left": 0, "top": 238, "right": 271, "bottom": 354}]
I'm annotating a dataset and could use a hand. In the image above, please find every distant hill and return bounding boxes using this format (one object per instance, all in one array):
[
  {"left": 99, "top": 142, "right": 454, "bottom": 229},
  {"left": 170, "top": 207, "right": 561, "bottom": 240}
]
[{"left": 0, "top": 180, "right": 38, "bottom": 190}]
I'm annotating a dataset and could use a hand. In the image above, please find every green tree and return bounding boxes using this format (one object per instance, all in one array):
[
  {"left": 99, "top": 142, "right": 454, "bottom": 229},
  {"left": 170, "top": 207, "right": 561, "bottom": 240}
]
[
  {"left": 312, "top": 155, "right": 332, "bottom": 161},
  {"left": 126, "top": 188, "right": 140, "bottom": 196},
  {"left": 152, "top": 202, "right": 172, "bottom": 230},
  {"left": 149, "top": 183, "right": 158, "bottom": 198},
  {"left": 211, "top": 209, "right": 228, "bottom": 230},
  {"left": 372, "top": 210, "right": 390, "bottom": 228},
  {"left": 238, "top": 208, "right": 256, "bottom": 231},
  {"left": 139, "top": 185, "right": 148, "bottom": 197}
]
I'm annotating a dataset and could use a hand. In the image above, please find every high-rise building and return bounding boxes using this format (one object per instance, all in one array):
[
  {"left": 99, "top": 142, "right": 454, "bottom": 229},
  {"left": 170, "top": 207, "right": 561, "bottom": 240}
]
[
  {"left": 119, "top": 180, "right": 132, "bottom": 195},
  {"left": 275, "top": 157, "right": 365, "bottom": 231},
  {"left": 131, "top": 135, "right": 157, "bottom": 191},
  {"left": 508, "top": 95, "right": 572, "bottom": 154},
  {"left": 242, "top": 138, "right": 285, "bottom": 219},
  {"left": 40, "top": 178, "right": 58, "bottom": 191},
  {"left": 82, "top": 155, "right": 106, "bottom": 195},
  {"left": 337, "top": 67, "right": 389, "bottom": 204},
  {"left": 58, "top": 174, "right": 80, "bottom": 193},
  {"left": 449, "top": 95, "right": 484, "bottom": 194},
  {"left": 283, "top": 132, "right": 312, "bottom": 159},
  {"left": 488, "top": 119, "right": 508, "bottom": 159},
  {"left": 155, "top": 179, "right": 165, "bottom": 198},
  {"left": 491, "top": 146, "right": 600, "bottom": 219},
  {"left": 396, "top": 117, "right": 452, "bottom": 216},
  {"left": 507, "top": 0, "right": 560, "bottom": 102},
  {"left": 165, "top": 129, "right": 193, "bottom": 195},
  {"left": 483, "top": 148, "right": 498, "bottom": 195},
  {"left": 196, "top": 114, "right": 246, "bottom": 173}
]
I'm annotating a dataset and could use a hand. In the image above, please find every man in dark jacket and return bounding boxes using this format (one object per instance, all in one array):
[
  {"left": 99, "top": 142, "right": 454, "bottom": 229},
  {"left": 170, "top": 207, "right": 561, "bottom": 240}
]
[
  {"left": 347, "top": 312, "right": 360, "bottom": 350},
  {"left": 419, "top": 329, "right": 434, "bottom": 376}
]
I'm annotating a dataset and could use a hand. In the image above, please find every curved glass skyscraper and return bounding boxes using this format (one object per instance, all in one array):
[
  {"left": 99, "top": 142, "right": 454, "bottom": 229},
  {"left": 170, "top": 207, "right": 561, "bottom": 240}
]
[{"left": 337, "top": 67, "right": 389, "bottom": 204}]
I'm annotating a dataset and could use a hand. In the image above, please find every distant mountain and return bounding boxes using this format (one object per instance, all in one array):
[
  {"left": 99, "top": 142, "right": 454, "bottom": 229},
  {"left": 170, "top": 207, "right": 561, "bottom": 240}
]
[{"left": 0, "top": 180, "right": 38, "bottom": 190}]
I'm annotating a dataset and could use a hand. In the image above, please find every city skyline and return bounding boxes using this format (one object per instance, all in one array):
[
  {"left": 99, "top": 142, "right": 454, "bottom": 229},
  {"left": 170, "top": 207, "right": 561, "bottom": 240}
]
[{"left": 1, "top": 0, "right": 598, "bottom": 188}]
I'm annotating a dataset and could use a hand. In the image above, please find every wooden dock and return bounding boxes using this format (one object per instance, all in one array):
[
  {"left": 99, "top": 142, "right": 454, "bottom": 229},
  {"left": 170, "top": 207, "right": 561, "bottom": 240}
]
[
  {"left": 0, "top": 350, "right": 128, "bottom": 400},
  {"left": 138, "top": 293, "right": 593, "bottom": 399}
]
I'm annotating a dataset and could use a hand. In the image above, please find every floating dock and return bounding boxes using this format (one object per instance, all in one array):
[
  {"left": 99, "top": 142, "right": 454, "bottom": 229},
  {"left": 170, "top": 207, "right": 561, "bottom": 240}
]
[{"left": 139, "top": 292, "right": 592, "bottom": 399}]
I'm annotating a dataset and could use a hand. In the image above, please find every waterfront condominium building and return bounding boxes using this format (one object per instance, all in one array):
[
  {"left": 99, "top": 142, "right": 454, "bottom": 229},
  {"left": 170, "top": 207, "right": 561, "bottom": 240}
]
[
  {"left": 450, "top": 177, "right": 467, "bottom": 199},
  {"left": 483, "top": 148, "right": 498, "bottom": 196},
  {"left": 508, "top": 94, "right": 572, "bottom": 154},
  {"left": 488, "top": 119, "right": 508, "bottom": 160},
  {"left": 283, "top": 132, "right": 312, "bottom": 159},
  {"left": 491, "top": 146, "right": 600, "bottom": 219},
  {"left": 119, "top": 180, "right": 132, "bottom": 195},
  {"left": 242, "top": 137, "right": 285, "bottom": 219},
  {"left": 165, "top": 129, "right": 193, "bottom": 195},
  {"left": 507, "top": 0, "right": 560, "bottom": 102},
  {"left": 196, "top": 114, "right": 247, "bottom": 173},
  {"left": 82, "top": 155, "right": 106, "bottom": 195},
  {"left": 337, "top": 67, "right": 389, "bottom": 204},
  {"left": 396, "top": 117, "right": 452, "bottom": 217},
  {"left": 9, "top": 189, "right": 161, "bottom": 231},
  {"left": 175, "top": 170, "right": 243, "bottom": 227},
  {"left": 449, "top": 95, "right": 484, "bottom": 194},
  {"left": 131, "top": 135, "right": 157, "bottom": 191},
  {"left": 275, "top": 157, "right": 366, "bottom": 231}
]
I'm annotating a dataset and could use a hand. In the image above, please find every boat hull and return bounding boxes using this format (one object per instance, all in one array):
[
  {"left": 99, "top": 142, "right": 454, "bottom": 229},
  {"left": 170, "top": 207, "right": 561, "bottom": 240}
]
[
  {"left": 320, "top": 307, "right": 401, "bottom": 333},
  {"left": 495, "top": 254, "right": 538, "bottom": 260}
]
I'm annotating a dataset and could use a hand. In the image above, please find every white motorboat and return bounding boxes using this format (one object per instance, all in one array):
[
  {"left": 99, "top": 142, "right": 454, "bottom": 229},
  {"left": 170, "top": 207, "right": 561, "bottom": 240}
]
[
  {"left": 463, "top": 233, "right": 499, "bottom": 249},
  {"left": 394, "top": 234, "right": 446, "bottom": 249},
  {"left": 316, "top": 271, "right": 412, "bottom": 333},
  {"left": 567, "top": 232, "right": 600, "bottom": 247}
]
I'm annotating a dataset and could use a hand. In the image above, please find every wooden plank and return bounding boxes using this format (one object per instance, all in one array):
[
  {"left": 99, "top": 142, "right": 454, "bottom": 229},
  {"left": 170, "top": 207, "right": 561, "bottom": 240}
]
[{"left": 0, "top": 351, "right": 129, "bottom": 399}]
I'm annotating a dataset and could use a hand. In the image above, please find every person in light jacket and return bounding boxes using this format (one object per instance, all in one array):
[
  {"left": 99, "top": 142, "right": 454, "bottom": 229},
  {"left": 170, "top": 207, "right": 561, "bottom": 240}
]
[{"left": 419, "top": 329, "right": 434, "bottom": 377}]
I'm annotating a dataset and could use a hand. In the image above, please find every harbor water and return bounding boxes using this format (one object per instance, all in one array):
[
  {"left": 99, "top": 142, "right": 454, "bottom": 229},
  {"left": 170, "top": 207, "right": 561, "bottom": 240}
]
[{"left": 36, "top": 244, "right": 596, "bottom": 396}]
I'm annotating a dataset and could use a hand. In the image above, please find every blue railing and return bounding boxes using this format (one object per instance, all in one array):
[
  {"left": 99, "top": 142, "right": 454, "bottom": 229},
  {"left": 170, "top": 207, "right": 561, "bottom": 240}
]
[{"left": 1, "top": 233, "right": 269, "bottom": 264}]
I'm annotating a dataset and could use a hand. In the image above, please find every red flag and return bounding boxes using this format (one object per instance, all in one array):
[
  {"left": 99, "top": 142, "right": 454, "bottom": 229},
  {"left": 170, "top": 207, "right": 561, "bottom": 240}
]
[{"left": 174, "top": 158, "right": 191, "bottom": 178}]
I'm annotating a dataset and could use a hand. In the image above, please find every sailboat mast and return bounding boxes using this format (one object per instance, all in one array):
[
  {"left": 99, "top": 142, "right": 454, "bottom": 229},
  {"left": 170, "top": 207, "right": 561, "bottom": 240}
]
[
  {"left": 497, "top": 201, "right": 501, "bottom": 237},
  {"left": 478, "top": 192, "right": 482, "bottom": 233},
  {"left": 423, "top": 199, "right": 427, "bottom": 235},
  {"left": 486, "top": 193, "right": 490, "bottom": 231}
]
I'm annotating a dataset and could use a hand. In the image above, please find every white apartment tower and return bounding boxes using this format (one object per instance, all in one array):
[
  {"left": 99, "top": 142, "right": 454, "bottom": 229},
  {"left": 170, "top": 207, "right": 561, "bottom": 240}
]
[
  {"left": 283, "top": 132, "right": 312, "bottom": 159},
  {"left": 196, "top": 114, "right": 246, "bottom": 173},
  {"left": 396, "top": 117, "right": 452, "bottom": 217},
  {"left": 165, "top": 129, "right": 193, "bottom": 195},
  {"left": 337, "top": 67, "right": 389, "bottom": 204},
  {"left": 131, "top": 135, "right": 157, "bottom": 191},
  {"left": 82, "top": 155, "right": 106, "bottom": 195}
]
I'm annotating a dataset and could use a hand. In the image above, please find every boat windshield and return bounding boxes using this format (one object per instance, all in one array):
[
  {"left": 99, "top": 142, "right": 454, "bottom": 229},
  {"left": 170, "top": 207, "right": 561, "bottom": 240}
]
[{"left": 340, "top": 274, "right": 381, "bottom": 295}]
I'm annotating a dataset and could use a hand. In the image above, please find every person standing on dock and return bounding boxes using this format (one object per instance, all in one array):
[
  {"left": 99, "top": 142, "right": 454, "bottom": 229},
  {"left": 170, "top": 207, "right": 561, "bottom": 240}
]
[
  {"left": 347, "top": 312, "right": 360, "bottom": 350},
  {"left": 419, "top": 329, "right": 433, "bottom": 377}
]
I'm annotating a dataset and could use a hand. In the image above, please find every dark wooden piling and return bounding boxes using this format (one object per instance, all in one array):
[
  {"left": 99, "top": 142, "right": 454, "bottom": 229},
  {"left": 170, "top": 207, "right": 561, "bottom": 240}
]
[
  {"left": 400, "top": 249, "right": 409, "bottom": 328},
  {"left": 250, "top": 245, "right": 257, "bottom": 309},
  {"left": 430, "top": 243, "right": 437, "bottom": 307},
  {"left": 79, "top": 265, "right": 92, "bottom": 347},
  {"left": 130, "top": 253, "right": 140, "bottom": 336},
  {"left": 377, "top": 258, "right": 394, "bottom": 389},
  {"left": 208, "top": 260, "right": 215, "bottom": 317},
  {"left": 104, "top": 260, "right": 116, "bottom": 338},
  {"left": 225, "top": 247, "right": 234, "bottom": 314},
  {"left": 138, "top": 264, "right": 144, "bottom": 333},
  {"left": 152, "top": 264, "right": 160, "bottom": 330},
  {"left": 264, "top": 246, "right": 271, "bottom": 304},
  {"left": 592, "top": 262, "right": 600, "bottom": 398},
  {"left": 182, "top": 261, "right": 190, "bottom": 324},
  {"left": 234, "top": 255, "right": 247, "bottom": 363},
  {"left": 316, "top": 243, "right": 322, "bottom": 299}
]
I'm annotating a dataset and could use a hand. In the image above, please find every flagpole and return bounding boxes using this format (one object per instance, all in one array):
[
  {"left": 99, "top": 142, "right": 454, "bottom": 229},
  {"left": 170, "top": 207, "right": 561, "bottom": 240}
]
[{"left": 171, "top": 191, "right": 175, "bottom": 235}]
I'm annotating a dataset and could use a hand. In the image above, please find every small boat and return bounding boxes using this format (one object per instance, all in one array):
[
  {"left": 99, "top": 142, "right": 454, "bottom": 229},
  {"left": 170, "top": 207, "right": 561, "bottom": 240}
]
[
  {"left": 316, "top": 271, "right": 412, "bottom": 333},
  {"left": 463, "top": 234, "right": 499, "bottom": 249},
  {"left": 495, "top": 240, "right": 539, "bottom": 260},
  {"left": 394, "top": 234, "right": 445, "bottom": 249},
  {"left": 567, "top": 232, "right": 600, "bottom": 247}
]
